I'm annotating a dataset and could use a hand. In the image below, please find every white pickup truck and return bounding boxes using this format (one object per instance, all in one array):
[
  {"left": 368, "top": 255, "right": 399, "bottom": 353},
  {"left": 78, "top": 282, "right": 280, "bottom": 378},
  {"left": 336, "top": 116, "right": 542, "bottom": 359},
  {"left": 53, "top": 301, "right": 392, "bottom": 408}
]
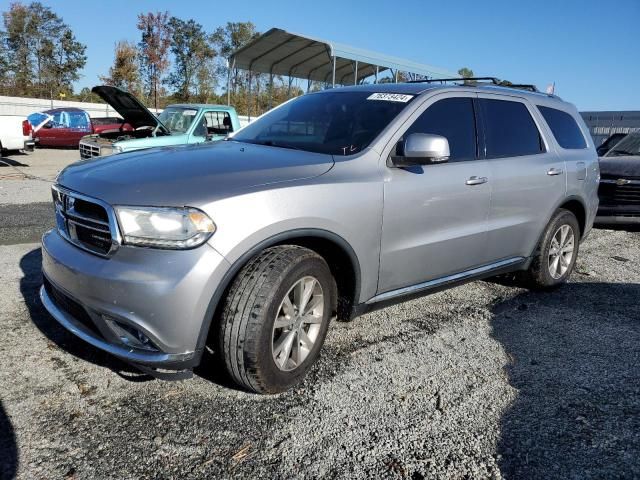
[{"left": 0, "top": 115, "right": 35, "bottom": 154}]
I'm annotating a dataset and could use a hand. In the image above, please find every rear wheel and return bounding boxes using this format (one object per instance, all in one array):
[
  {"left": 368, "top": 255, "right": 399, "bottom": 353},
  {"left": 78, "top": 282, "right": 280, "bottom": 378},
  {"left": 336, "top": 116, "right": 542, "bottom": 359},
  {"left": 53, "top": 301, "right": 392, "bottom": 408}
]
[
  {"left": 522, "top": 208, "right": 580, "bottom": 289},
  {"left": 219, "top": 245, "right": 336, "bottom": 393}
]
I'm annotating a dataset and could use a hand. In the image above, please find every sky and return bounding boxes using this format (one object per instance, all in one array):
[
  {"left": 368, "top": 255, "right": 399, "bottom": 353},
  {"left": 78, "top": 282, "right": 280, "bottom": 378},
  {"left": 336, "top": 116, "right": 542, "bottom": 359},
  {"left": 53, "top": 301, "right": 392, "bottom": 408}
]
[{"left": 2, "top": 0, "right": 638, "bottom": 111}]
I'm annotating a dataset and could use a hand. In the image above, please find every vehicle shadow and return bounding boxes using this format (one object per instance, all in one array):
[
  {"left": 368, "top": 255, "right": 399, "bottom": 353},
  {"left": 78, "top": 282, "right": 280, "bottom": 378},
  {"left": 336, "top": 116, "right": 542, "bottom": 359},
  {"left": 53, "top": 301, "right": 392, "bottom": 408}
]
[
  {"left": 19, "top": 247, "right": 148, "bottom": 379},
  {"left": 0, "top": 154, "right": 29, "bottom": 167},
  {"left": 491, "top": 281, "right": 640, "bottom": 479},
  {"left": 0, "top": 401, "right": 18, "bottom": 480}
]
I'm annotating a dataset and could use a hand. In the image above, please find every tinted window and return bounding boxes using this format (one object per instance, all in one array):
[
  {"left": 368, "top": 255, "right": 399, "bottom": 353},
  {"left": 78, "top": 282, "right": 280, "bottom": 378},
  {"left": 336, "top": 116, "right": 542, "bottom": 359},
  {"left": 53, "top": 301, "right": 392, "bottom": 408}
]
[
  {"left": 480, "top": 99, "right": 545, "bottom": 158},
  {"left": 402, "top": 97, "right": 477, "bottom": 161},
  {"left": 233, "top": 91, "right": 414, "bottom": 155},
  {"left": 538, "top": 106, "right": 587, "bottom": 149}
]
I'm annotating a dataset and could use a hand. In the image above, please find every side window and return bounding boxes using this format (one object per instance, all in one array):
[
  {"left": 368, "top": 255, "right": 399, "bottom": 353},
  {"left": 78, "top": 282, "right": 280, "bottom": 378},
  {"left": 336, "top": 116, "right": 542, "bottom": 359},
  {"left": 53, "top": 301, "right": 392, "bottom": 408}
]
[
  {"left": 537, "top": 106, "right": 587, "bottom": 149},
  {"left": 50, "top": 111, "right": 64, "bottom": 128},
  {"left": 402, "top": 97, "right": 477, "bottom": 162},
  {"left": 205, "top": 111, "right": 234, "bottom": 135},
  {"left": 480, "top": 99, "right": 545, "bottom": 158}
]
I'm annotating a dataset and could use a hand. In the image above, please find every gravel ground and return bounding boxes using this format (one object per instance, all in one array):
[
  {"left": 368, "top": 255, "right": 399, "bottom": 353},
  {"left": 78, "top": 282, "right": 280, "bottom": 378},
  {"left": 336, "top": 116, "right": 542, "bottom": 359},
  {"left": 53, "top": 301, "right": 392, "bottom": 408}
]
[
  {"left": 1, "top": 225, "right": 639, "bottom": 479},
  {"left": 0, "top": 149, "right": 74, "bottom": 205}
]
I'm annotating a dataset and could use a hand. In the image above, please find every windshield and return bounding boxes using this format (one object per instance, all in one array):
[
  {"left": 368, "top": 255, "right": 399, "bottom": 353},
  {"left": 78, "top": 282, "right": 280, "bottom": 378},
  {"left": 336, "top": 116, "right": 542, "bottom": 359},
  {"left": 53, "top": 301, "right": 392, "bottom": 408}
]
[
  {"left": 605, "top": 133, "right": 640, "bottom": 157},
  {"left": 157, "top": 107, "right": 199, "bottom": 134},
  {"left": 232, "top": 91, "right": 415, "bottom": 155}
]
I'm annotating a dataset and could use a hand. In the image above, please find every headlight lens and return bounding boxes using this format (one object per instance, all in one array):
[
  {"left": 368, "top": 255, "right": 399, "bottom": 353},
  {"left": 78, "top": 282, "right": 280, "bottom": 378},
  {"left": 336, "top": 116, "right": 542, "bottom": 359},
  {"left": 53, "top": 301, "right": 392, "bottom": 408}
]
[
  {"left": 114, "top": 206, "right": 215, "bottom": 249},
  {"left": 99, "top": 144, "right": 124, "bottom": 156}
]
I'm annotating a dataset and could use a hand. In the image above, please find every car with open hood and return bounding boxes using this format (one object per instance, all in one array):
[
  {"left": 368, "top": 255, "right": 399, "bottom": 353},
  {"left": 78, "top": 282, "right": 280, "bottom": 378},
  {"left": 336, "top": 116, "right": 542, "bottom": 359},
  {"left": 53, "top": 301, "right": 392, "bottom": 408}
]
[
  {"left": 596, "top": 132, "right": 640, "bottom": 225},
  {"left": 79, "top": 86, "right": 241, "bottom": 159}
]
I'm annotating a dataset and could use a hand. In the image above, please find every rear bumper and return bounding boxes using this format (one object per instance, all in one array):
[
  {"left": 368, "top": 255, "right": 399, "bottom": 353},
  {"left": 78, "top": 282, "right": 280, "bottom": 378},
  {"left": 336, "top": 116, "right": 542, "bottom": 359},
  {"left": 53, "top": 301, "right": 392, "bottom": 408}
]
[
  {"left": 23, "top": 139, "right": 35, "bottom": 151},
  {"left": 41, "top": 228, "right": 230, "bottom": 374}
]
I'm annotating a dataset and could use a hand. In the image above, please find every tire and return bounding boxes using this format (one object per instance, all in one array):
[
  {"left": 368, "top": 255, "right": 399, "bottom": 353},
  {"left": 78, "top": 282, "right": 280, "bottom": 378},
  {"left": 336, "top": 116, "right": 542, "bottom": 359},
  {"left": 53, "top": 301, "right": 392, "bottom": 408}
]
[
  {"left": 219, "top": 245, "right": 336, "bottom": 393},
  {"left": 521, "top": 208, "right": 580, "bottom": 289}
]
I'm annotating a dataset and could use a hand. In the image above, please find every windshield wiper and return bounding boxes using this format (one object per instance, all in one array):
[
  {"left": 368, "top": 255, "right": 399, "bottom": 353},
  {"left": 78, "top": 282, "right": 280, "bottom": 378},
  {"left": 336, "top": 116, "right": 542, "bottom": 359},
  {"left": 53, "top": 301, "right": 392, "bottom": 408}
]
[{"left": 246, "top": 139, "right": 303, "bottom": 151}]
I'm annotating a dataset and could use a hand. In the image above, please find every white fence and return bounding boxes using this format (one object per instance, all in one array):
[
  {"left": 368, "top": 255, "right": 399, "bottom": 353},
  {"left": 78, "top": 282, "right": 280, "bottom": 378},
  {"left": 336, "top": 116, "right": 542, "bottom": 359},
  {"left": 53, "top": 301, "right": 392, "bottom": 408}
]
[{"left": 0, "top": 95, "right": 251, "bottom": 127}]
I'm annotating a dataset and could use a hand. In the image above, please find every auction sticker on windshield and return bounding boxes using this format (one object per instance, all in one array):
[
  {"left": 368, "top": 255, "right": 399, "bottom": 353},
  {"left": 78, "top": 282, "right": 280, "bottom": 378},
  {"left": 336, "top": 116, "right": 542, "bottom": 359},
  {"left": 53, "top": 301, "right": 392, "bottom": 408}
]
[{"left": 367, "top": 93, "right": 414, "bottom": 102}]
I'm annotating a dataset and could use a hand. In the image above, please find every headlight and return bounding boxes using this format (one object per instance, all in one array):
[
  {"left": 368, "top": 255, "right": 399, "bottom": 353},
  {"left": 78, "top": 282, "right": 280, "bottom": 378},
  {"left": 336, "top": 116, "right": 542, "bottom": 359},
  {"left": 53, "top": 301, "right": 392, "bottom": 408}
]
[
  {"left": 99, "top": 144, "right": 124, "bottom": 156},
  {"left": 114, "top": 206, "right": 215, "bottom": 249}
]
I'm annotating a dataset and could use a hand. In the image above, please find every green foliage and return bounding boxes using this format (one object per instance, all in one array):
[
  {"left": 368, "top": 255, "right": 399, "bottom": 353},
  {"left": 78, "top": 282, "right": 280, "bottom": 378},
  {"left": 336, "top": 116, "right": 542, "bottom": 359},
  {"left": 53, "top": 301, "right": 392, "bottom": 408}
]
[
  {"left": 100, "top": 41, "right": 141, "bottom": 97},
  {"left": 0, "top": 2, "right": 86, "bottom": 98},
  {"left": 457, "top": 67, "right": 474, "bottom": 78},
  {"left": 167, "top": 17, "right": 216, "bottom": 102}
]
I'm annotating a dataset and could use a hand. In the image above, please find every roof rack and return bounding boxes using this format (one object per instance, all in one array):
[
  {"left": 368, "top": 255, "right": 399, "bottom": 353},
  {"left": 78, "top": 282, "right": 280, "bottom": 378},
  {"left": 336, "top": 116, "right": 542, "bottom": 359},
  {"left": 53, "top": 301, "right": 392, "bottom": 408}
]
[{"left": 408, "top": 77, "right": 539, "bottom": 93}]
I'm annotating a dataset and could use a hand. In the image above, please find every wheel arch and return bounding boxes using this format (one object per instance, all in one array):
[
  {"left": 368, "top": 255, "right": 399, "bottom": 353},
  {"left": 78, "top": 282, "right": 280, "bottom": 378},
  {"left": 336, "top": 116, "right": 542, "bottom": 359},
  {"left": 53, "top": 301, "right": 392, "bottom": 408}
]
[
  {"left": 558, "top": 196, "right": 587, "bottom": 238},
  {"left": 195, "top": 228, "right": 362, "bottom": 354}
]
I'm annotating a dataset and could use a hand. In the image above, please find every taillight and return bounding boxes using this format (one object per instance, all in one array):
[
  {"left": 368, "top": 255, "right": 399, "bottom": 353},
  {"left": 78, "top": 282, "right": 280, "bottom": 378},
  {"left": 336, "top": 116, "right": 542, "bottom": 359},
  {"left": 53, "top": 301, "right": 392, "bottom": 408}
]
[{"left": 22, "top": 120, "right": 32, "bottom": 136}]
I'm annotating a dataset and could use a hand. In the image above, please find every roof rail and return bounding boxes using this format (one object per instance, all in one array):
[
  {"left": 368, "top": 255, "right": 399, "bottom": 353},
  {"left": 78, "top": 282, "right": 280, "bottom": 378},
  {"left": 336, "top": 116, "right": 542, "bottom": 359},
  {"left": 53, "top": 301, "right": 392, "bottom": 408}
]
[{"left": 408, "top": 77, "right": 539, "bottom": 93}]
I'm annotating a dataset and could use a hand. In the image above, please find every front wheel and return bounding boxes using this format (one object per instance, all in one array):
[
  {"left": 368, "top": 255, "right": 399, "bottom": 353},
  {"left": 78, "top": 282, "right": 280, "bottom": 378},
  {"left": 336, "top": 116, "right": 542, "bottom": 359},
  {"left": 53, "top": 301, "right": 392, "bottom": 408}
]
[
  {"left": 218, "top": 245, "right": 336, "bottom": 393},
  {"left": 522, "top": 208, "right": 580, "bottom": 289}
]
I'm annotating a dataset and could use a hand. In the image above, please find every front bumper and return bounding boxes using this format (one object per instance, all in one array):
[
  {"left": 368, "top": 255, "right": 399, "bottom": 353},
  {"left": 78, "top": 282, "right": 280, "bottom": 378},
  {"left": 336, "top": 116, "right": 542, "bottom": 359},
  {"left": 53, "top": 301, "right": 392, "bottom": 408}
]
[
  {"left": 595, "top": 206, "right": 640, "bottom": 225},
  {"left": 595, "top": 215, "right": 640, "bottom": 225},
  {"left": 41, "top": 229, "right": 230, "bottom": 373}
]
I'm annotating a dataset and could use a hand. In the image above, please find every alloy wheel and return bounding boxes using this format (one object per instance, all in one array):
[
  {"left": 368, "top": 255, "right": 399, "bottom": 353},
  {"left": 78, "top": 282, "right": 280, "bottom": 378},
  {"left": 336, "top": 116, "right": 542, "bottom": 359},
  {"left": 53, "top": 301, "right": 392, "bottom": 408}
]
[
  {"left": 271, "top": 276, "right": 324, "bottom": 371},
  {"left": 548, "top": 224, "right": 575, "bottom": 279}
]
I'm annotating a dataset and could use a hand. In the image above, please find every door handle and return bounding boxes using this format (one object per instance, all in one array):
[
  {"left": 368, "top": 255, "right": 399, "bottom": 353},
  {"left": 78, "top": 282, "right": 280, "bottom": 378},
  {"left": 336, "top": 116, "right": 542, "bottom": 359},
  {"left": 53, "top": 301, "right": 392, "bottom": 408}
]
[
  {"left": 547, "top": 168, "right": 564, "bottom": 176},
  {"left": 465, "top": 176, "right": 488, "bottom": 186}
]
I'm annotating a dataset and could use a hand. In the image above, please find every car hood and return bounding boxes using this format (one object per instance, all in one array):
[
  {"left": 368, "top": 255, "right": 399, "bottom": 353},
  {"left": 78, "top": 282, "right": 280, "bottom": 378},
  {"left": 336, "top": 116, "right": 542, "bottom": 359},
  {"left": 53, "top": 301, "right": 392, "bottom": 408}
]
[
  {"left": 92, "top": 85, "right": 169, "bottom": 133},
  {"left": 57, "top": 141, "right": 335, "bottom": 206},
  {"left": 598, "top": 155, "right": 640, "bottom": 178}
]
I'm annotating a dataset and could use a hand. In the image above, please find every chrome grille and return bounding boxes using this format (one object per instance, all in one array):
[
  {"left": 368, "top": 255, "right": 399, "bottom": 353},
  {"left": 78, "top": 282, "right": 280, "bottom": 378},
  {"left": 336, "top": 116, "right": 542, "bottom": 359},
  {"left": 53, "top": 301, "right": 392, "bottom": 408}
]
[
  {"left": 599, "top": 176, "right": 640, "bottom": 208},
  {"left": 79, "top": 141, "right": 101, "bottom": 159},
  {"left": 52, "top": 186, "right": 119, "bottom": 256}
]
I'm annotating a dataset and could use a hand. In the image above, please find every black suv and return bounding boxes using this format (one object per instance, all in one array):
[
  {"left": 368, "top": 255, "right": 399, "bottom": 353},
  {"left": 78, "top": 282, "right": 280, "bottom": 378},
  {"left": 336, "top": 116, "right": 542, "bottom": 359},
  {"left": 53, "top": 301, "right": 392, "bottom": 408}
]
[{"left": 596, "top": 132, "right": 640, "bottom": 226}]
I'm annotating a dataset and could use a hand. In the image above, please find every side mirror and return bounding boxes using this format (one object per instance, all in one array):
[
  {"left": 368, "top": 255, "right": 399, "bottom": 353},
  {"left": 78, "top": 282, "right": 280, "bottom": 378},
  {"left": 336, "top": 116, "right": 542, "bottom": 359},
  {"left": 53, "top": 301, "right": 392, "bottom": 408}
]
[
  {"left": 391, "top": 133, "right": 450, "bottom": 167},
  {"left": 42, "top": 122, "right": 53, "bottom": 129}
]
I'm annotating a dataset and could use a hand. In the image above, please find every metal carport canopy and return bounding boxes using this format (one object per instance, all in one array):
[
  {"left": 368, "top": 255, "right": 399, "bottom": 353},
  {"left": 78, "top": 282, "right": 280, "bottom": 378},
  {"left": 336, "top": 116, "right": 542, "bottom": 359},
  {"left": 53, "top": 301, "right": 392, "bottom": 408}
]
[{"left": 229, "top": 28, "right": 456, "bottom": 86}]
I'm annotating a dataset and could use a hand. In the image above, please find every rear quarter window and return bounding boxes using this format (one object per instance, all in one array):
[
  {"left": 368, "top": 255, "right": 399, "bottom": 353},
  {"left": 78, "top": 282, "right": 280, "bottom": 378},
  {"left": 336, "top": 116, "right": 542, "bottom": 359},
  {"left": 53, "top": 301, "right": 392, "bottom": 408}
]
[{"left": 538, "top": 106, "right": 588, "bottom": 149}]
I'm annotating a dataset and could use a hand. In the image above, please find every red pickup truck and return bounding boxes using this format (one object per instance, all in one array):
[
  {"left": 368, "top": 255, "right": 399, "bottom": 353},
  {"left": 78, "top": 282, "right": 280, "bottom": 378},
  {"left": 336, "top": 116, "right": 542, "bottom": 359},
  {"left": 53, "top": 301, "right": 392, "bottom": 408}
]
[{"left": 28, "top": 107, "right": 132, "bottom": 148}]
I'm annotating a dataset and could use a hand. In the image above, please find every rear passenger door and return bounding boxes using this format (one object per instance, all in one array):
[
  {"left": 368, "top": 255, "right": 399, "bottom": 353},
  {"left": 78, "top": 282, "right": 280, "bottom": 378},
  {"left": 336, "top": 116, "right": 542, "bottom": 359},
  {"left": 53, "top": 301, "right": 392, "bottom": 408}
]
[{"left": 477, "top": 94, "right": 566, "bottom": 261}]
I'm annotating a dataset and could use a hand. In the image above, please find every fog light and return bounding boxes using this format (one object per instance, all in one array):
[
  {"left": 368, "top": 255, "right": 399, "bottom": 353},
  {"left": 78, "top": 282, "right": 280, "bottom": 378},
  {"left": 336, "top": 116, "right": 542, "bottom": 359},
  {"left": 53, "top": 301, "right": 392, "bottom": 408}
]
[{"left": 103, "top": 316, "right": 159, "bottom": 352}]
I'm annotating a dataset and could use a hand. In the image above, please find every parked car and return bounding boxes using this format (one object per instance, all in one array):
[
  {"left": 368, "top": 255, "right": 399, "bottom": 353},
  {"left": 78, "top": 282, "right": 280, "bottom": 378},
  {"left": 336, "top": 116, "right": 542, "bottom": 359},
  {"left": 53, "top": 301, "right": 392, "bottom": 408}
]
[
  {"left": 79, "top": 86, "right": 241, "bottom": 159},
  {"left": 596, "top": 132, "right": 627, "bottom": 156},
  {"left": 595, "top": 132, "right": 640, "bottom": 225},
  {"left": 27, "top": 108, "right": 131, "bottom": 148},
  {"left": 40, "top": 81, "right": 599, "bottom": 393},
  {"left": 0, "top": 115, "right": 34, "bottom": 154}
]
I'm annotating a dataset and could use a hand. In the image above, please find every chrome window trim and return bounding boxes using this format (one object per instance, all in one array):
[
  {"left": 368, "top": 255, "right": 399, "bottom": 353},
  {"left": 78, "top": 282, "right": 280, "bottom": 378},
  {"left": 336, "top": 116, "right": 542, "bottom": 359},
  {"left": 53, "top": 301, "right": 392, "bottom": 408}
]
[{"left": 52, "top": 184, "right": 122, "bottom": 257}]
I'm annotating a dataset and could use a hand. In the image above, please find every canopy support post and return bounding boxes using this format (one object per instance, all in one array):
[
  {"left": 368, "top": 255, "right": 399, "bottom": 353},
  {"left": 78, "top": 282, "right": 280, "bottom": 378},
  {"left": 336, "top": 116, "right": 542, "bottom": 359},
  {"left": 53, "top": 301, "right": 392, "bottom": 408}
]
[
  {"left": 226, "top": 58, "right": 232, "bottom": 106},
  {"left": 354, "top": 60, "right": 358, "bottom": 85},
  {"left": 268, "top": 72, "right": 274, "bottom": 109},
  {"left": 375, "top": 66, "right": 379, "bottom": 84},
  {"left": 331, "top": 55, "right": 336, "bottom": 88},
  {"left": 248, "top": 70, "right": 252, "bottom": 122},
  {"left": 395, "top": 70, "right": 398, "bottom": 83}
]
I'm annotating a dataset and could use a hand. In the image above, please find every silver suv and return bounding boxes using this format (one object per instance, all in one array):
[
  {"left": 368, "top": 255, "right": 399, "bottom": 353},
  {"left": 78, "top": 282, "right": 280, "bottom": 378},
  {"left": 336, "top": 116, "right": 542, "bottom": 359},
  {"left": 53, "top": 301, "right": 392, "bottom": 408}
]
[{"left": 41, "top": 81, "right": 599, "bottom": 393}]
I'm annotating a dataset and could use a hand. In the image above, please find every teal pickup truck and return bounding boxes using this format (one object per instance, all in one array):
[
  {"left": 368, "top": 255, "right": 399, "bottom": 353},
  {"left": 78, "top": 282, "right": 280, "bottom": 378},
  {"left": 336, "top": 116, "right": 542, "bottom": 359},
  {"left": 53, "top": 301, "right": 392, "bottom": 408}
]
[{"left": 79, "top": 86, "right": 241, "bottom": 159}]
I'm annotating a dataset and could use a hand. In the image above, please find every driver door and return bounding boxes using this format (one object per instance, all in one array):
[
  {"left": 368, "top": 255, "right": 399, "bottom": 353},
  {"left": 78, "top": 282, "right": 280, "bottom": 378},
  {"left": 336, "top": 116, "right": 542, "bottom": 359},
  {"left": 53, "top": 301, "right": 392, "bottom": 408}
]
[{"left": 378, "top": 93, "right": 491, "bottom": 293}]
